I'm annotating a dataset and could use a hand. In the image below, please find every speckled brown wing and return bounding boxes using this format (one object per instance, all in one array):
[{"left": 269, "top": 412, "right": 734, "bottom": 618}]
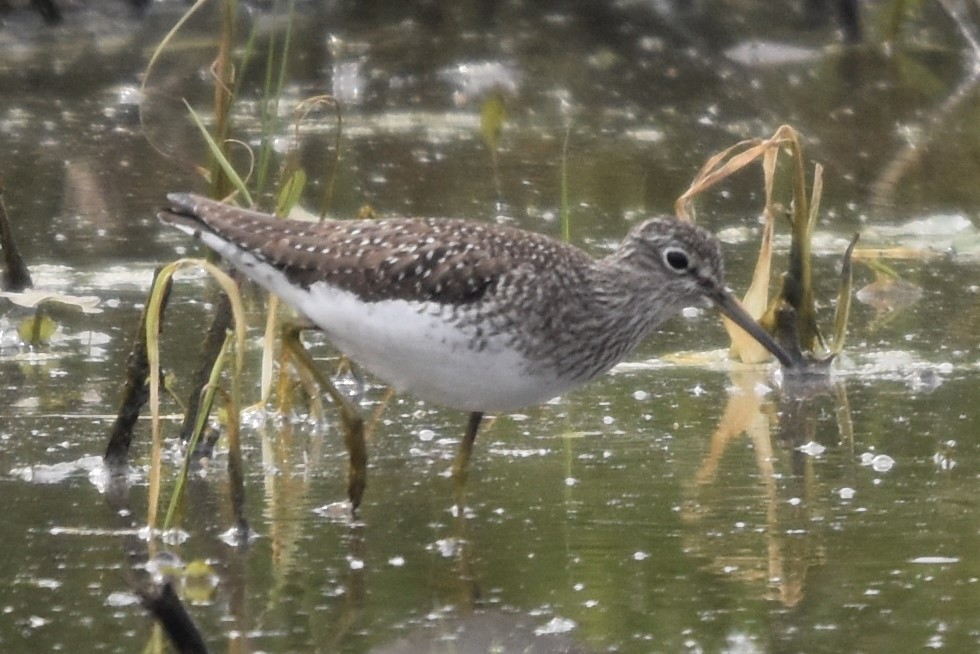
[{"left": 159, "top": 193, "right": 580, "bottom": 306}]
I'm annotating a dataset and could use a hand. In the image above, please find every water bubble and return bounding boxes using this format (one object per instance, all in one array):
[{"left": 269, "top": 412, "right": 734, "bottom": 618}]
[
  {"left": 798, "top": 441, "right": 826, "bottom": 456},
  {"left": 12, "top": 455, "right": 103, "bottom": 484},
  {"left": 106, "top": 591, "right": 139, "bottom": 607},
  {"left": 429, "top": 538, "right": 461, "bottom": 558},
  {"left": 160, "top": 528, "right": 190, "bottom": 546},
  {"left": 240, "top": 406, "right": 267, "bottom": 429},
  {"left": 534, "top": 616, "right": 576, "bottom": 636},
  {"left": 312, "top": 501, "right": 354, "bottom": 523},
  {"left": 441, "top": 61, "right": 520, "bottom": 106},
  {"left": 34, "top": 578, "right": 61, "bottom": 590},
  {"left": 448, "top": 504, "right": 475, "bottom": 519},
  {"left": 145, "top": 552, "right": 184, "bottom": 581},
  {"left": 838, "top": 487, "right": 856, "bottom": 500},
  {"left": 932, "top": 452, "right": 956, "bottom": 471},
  {"left": 219, "top": 525, "right": 259, "bottom": 547},
  {"left": 906, "top": 369, "right": 944, "bottom": 393},
  {"left": 870, "top": 454, "right": 895, "bottom": 472},
  {"left": 332, "top": 61, "right": 366, "bottom": 106},
  {"left": 909, "top": 556, "right": 959, "bottom": 564}
]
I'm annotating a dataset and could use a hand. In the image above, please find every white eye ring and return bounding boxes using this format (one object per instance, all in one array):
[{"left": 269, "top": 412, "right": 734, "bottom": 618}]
[{"left": 662, "top": 247, "right": 690, "bottom": 273}]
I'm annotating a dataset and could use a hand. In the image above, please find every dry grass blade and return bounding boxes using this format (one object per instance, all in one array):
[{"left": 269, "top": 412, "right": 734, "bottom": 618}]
[
  {"left": 258, "top": 295, "right": 280, "bottom": 405},
  {"left": 724, "top": 212, "right": 775, "bottom": 363},
  {"left": 675, "top": 128, "right": 795, "bottom": 361},
  {"left": 675, "top": 124, "right": 854, "bottom": 367},
  {"left": 808, "top": 164, "right": 823, "bottom": 232},
  {"left": 675, "top": 137, "right": 791, "bottom": 220},
  {"left": 851, "top": 246, "right": 944, "bottom": 261},
  {"left": 725, "top": 138, "right": 783, "bottom": 362}
]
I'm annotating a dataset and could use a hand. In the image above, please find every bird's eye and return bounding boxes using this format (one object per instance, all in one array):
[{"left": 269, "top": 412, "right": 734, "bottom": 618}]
[{"left": 663, "top": 247, "right": 690, "bottom": 273}]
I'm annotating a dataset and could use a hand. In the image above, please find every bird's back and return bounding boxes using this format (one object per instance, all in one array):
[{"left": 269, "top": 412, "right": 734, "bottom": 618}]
[{"left": 161, "top": 193, "right": 594, "bottom": 306}]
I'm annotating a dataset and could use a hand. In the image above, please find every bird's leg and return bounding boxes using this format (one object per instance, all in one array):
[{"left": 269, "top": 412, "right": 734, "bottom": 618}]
[
  {"left": 452, "top": 411, "right": 484, "bottom": 509},
  {"left": 364, "top": 387, "right": 395, "bottom": 442},
  {"left": 281, "top": 323, "right": 367, "bottom": 512}
]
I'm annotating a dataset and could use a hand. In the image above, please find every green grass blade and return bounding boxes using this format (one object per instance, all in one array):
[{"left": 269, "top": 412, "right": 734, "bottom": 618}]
[
  {"left": 184, "top": 100, "right": 253, "bottom": 206},
  {"left": 830, "top": 233, "right": 860, "bottom": 354},
  {"left": 560, "top": 125, "right": 571, "bottom": 242}
]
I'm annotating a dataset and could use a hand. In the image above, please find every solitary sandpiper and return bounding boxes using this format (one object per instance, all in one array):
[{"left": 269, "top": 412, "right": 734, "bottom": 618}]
[{"left": 160, "top": 194, "right": 794, "bottom": 504}]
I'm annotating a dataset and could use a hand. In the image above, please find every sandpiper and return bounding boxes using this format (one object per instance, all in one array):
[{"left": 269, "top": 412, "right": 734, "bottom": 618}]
[{"left": 160, "top": 193, "right": 793, "bottom": 505}]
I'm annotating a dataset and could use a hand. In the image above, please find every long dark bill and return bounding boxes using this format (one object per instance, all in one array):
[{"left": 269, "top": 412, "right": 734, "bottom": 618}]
[{"left": 710, "top": 287, "right": 797, "bottom": 368}]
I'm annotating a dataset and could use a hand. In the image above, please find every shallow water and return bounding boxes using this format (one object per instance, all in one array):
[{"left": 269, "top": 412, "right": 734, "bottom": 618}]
[{"left": 1, "top": 1, "right": 978, "bottom": 652}]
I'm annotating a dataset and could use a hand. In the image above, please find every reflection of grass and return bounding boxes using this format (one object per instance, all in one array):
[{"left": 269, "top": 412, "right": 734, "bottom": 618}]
[
  {"left": 676, "top": 128, "right": 868, "bottom": 613},
  {"left": 676, "top": 125, "right": 857, "bottom": 365}
]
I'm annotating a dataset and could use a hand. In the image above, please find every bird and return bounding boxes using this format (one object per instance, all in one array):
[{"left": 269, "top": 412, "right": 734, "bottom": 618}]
[{"left": 159, "top": 193, "right": 795, "bottom": 506}]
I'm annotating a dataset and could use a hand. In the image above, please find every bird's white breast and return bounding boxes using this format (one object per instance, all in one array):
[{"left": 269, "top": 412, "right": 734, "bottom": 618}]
[{"left": 300, "top": 281, "right": 569, "bottom": 411}]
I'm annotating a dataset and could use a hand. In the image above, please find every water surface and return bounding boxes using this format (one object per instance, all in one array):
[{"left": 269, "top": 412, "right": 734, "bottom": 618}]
[{"left": 1, "top": 2, "right": 978, "bottom": 652}]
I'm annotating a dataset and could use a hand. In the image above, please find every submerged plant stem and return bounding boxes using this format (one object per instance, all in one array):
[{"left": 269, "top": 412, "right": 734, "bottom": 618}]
[
  {"left": 0, "top": 187, "right": 33, "bottom": 292},
  {"left": 105, "top": 268, "right": 173, "bottom": 465}
]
